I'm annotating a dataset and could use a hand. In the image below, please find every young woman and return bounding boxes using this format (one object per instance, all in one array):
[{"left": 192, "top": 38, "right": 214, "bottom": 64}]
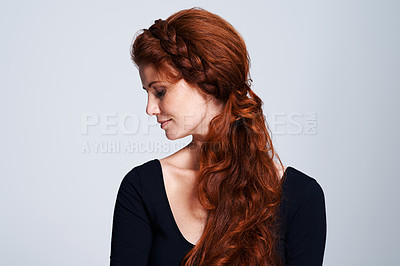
[{"left": 110, "top": 7, "right": 326, "bottom": 266}]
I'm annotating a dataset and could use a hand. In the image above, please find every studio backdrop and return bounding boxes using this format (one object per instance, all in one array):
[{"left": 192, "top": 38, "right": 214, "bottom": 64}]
[{"left": 1, "top": 0, "right": 399, "bottom": 265}]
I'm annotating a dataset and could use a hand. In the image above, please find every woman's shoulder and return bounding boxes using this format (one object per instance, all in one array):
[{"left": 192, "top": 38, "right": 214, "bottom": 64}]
[
  {"left": 281, "top": 166, "right": 325, "bottom": 207},
  {"left": 120, "top": 159, "right": 161, "bottom": 188},
  {"left": 279, "top": 167, "right": 327, "bottom": 262},
  {"left": 283, "top": 167, "right": 318, "bottom": 187},
  {"left": 131, "top": 158, "right": 160, "bottom": 174}
]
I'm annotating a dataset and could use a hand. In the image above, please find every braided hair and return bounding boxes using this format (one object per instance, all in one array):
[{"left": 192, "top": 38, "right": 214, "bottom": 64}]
[{"left": 131, "top": 7, "right": 285, "bottom": 266}]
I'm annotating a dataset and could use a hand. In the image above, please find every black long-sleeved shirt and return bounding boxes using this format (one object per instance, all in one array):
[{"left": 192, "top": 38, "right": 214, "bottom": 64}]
[{"left": 110, "top": 159, "right": 327, "bottom": 265}]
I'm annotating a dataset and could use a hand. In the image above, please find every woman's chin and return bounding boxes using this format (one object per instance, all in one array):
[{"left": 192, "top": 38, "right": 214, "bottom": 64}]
[
  {"left": 165, "top": 131, "right": 187, "bottom": 141},
  {"left": 165, "top": 132, "right": 180, "bottom": 141}
]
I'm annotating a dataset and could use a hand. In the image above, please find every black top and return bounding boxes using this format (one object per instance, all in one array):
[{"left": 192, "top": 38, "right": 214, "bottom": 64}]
[{"left": 110, "top": 159, "right": 326, "bottom": 265}]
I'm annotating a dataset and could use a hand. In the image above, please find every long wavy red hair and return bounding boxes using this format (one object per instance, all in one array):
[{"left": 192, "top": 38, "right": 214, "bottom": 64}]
[{"left": 131, "top": 7, "right": 285, "bottom": 265}]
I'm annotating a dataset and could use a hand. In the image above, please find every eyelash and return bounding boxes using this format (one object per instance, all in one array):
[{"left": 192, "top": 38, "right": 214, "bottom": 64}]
[{"left": 156, "top": 90, "right": 166, "bottom": 98}]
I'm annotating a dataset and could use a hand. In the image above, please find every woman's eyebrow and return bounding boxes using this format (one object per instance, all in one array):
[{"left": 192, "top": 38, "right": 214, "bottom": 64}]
[{"left": 143, "top": 81, "right": 161, "bottom": 91}]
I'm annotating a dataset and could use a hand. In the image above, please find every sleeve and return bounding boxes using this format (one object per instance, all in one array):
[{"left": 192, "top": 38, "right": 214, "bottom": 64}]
[
  {"left": 286, "top": 179, "right": 327, "bottom": 266},
  {"left": 110, "top": 168, "right": 153, "bottom": 266}
]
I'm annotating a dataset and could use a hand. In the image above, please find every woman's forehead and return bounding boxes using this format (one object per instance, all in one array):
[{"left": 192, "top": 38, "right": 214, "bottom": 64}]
[{"left": 140, "top": 64, "right": 181, "bottom": 85}]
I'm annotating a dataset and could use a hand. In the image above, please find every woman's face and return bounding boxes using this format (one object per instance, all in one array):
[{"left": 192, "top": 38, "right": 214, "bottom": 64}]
[{"left": 139, "top": 64, "right": 224, "bottom": 141}]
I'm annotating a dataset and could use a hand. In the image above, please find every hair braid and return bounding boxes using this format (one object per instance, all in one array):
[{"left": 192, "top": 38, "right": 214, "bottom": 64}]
[{"left": 147, "top": 19, "right": 207, "bottom": 85}]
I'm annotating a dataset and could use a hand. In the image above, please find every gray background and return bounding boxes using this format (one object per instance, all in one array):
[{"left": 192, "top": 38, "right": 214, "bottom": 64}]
[{"left": 1, "top": 0, "right": 399, "bottom": 265}]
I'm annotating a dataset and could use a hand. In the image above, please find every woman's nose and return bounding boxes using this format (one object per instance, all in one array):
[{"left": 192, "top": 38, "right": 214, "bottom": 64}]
[{"left": 146, "top": 95, "right": 160, "bottom": 116}]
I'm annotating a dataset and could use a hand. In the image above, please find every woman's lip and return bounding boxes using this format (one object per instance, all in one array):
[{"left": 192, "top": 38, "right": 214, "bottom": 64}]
[
  {"left": 160, "top": 119, "right": 172, "bottom": 128},
  {"left": 158, "top": 119, "right": 172, "bottom": 123}
]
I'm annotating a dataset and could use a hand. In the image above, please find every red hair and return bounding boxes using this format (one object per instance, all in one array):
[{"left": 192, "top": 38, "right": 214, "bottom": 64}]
[{"left": 131, "top": 7, "right": 285, "bottom": 265}]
